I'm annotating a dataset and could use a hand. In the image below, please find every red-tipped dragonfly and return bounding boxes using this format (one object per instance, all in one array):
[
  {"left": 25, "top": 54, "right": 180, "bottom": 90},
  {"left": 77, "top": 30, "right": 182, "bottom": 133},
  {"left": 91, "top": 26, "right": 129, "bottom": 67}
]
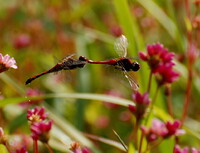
[
  {"left": 79, "top": 35, "right": 140, "bottom": 90},
  {"left": 25, "top": 54, "right": 86, "bottom": 85}
]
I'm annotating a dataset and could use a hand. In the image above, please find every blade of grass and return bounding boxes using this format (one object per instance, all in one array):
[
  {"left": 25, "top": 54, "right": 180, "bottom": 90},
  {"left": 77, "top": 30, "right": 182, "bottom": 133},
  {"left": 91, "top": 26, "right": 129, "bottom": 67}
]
[
  {"left": 44, "top": 104, "right": 102, "bottom": 153},
  {"left": 0, "top": 73, "right": 25, "bottom": 95},
  {"left": 113, "top": 0, "right": 148, "bottom": 93},
  {"left": 84, "top": 133, "right": 127, "bottom": 152},
  {"left": 136, "top": 0, "right": 184, "bottom": 51},
  {"left": 0, "top": 93, "right": 134, "bottom": 107},
  {"left": 113, "top": 0, "right": 144, "bottom": 55}
]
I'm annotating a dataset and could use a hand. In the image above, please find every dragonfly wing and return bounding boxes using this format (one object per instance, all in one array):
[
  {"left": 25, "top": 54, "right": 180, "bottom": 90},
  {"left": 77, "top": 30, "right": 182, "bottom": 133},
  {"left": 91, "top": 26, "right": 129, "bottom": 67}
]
[
  {"left": 116, "top": 59, "right": 139, "bottom": 90},
  {"left": 114, "top": 35, "right": 128, "bottom": 57},
  {"left": 123, "top": 71, "right": 139, "bottom": 90},
  {"left": 60, "top": 53, "right": 77, "bottom": 63}
]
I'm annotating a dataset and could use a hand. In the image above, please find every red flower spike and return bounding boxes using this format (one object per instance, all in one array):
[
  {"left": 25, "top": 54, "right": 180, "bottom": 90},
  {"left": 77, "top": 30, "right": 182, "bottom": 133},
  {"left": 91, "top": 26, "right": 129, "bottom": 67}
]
[
  {"left": 132, "top": 92, "right": 151, "bottom": 105},
  {"left": 128, "top": 104, "right": 136, "bottom": 113},
  {"left": 31, "top": 120, "right": 53, "bottom": 142},
  {"left": 15, "top": 146, "right": 28, "bottom": 153},
  {"left": 139, "top": 43, "right": 175, "bottom": 73},
  {"left": 155, "top": 65, "right": 180, "bottom": 85},
  {"left": 27, "top": 107, "right": 47, "bottom": 123},
  {"left": 165, "top": 120, "right": 185, "bottom": 137},
  {"left": 131, "top": 92, "right": 151, "bottom": 121}
]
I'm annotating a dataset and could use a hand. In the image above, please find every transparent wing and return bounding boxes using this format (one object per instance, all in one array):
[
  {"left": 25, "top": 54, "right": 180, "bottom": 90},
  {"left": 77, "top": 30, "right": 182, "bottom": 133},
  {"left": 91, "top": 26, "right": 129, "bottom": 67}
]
[
  {"left": 60, "top": 53, "right": 76, "bottom": 63},
  {"left": 123, "top": 71, "right": 139, "bottom": 91},
  {"left": 114, "top": 35, "right": 128, "bottom": 57},
  {"left": 116, "top": 59, "right": 139, "bottom": 90}
]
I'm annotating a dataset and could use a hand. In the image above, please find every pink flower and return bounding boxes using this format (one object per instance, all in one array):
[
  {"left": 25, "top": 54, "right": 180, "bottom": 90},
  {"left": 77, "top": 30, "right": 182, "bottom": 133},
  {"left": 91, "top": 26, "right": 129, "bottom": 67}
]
[
  {"left": 0, "top": 53, "right": 17, "bottom": 73},
  {"left": 30, "top": 120, "right": 53, "bottom": 142},
  {"left": 13, "top": 34, "right": 31, "bottom": 49},
  {"left": 139, "top": 43, "right": 175, "bottom": 73},
  {"left": 129, "top": 92, "right": 151, "bottom": 121},
  {"left": 174, "top": 145, "right": 189, "bottom": 153},
  {"left": 155, "top": 64, "right": 180, "bottom": 85},
  {"left": 27, "top": 107, "right": 47, "bottom": 123},
  {"left": 15, "top": 146, "right": 28, "bottom": 153},
  {"left": 141, "top": 119, "right": 168, "bottom": 142},
  {"left": 70, "top": 142, "right": 92, "bottom": 153},
  {"left": 132, "top": 92, "right": 151, "bottom": 105},
  {"left": 165, "top": 120, "right": 185, "bottom": 137},
  {"left": 141, "top": 119, "right": 185, "bottom": 142},
  {"left": 191, "top": 148, "right": 200, "bottom": 153},
  {"left": 82, "top": 147, "right": 92, "bottom": 153}
]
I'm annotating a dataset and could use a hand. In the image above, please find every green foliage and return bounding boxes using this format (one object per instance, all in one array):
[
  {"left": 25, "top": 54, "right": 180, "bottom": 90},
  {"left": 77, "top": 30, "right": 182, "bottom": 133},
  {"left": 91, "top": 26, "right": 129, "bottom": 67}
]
[{"left": 0, "top": 0, "right": 200, "bottom": 153}]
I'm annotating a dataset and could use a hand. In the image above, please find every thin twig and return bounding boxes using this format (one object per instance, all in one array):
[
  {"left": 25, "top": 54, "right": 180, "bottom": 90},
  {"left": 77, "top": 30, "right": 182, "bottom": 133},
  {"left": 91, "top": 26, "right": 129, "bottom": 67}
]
[{"left": 113, "top": 130, "right": 128, "bottom": 151}]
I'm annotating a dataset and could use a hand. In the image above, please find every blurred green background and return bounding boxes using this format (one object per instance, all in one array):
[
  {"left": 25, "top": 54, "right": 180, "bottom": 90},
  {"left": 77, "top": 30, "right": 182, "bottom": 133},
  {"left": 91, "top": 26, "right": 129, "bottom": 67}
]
[{"left": 0, "top": 0, "right": 200, "bottom": 153}]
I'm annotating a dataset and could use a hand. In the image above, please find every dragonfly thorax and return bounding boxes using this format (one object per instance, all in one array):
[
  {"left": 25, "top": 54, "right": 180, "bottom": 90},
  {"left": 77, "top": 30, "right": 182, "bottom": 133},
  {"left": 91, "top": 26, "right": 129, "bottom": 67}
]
[{"left": 116, "top": 58, "right": 140, "bottom": 72}]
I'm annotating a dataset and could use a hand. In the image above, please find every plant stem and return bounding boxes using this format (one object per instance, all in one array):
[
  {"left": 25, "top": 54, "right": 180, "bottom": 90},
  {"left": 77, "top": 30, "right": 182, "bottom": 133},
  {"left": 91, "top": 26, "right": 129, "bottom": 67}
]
[
  {"left": 138, "top": 131, "right": 144, "bottom": 153},
  {"left": 5, "top": 143, "right": 12, "bottom": 153},
  {"left": 33, "top": 140, "right": 39, "bottom": 153},
  {"left": 181, "top": 68, "right": 192, "bottom": 124},
  {"left": 45, "top": 143, "right": 54, "bottom": 153},
  {"left": 147, "top": 71, "right": 153, "bottom": 93},
  {"left": 145, "top": 85, "right": 160, "bottom": 124},
  {"left": 181, "top": 0, "right": 193, "bottom": 126},
  {"left": 165, "top": 85, "right": 174, "bottom": 117},
  {"left": 132, "top": 119, "right": 140, "bottom": 148}
]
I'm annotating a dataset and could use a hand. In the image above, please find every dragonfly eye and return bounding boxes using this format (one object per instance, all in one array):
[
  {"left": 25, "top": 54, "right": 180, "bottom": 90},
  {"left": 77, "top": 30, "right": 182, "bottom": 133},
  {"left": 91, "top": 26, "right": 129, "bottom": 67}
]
[{"left": 132, "top": 62, "right": 140, "bottom": 71}]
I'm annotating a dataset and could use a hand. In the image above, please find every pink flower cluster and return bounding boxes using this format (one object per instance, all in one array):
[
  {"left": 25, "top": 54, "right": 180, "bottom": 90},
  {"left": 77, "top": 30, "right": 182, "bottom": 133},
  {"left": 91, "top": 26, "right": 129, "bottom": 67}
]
[
  {"left": 128, "top": 92, "right": 151, "bottom": 121},
  {"left": 14, "top": 146, "right": 28, "bottom": 153},
  {"left": 174, "top": 144, "right": 200, "bottom": 153},
  {"left": 27, "top": 107, "right": 52, "bottom": 143},
  {"left": 70, "top": 142, "right": 92, "bottom": 153},
  {"left": 139, "top": 43, "right": 179, "bottom": 85},
  {"left": 0, "top": 53, "right": 17, "bottom": 73},
  {"left": 141, "top": 119, "right": 185, "bottom": 142},
  {"left": 27, "top": 106, "right": 47, "bottom": 123}
]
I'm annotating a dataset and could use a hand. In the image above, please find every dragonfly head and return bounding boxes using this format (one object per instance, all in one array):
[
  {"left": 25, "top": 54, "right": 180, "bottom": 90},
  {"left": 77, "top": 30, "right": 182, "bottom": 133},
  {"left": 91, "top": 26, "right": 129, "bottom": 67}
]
[{"left": 131, "top": 62, "right": 140, "bottom": 71}]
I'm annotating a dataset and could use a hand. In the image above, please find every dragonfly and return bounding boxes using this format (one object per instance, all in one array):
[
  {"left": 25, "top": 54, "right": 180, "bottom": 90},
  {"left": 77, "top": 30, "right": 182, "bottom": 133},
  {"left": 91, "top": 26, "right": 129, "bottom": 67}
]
[
  {"left": 78, "top": 35, "right": 140, "bottom": 90},
  {"left": 25, "top": 54, "right": 87, "bottom": 85}
]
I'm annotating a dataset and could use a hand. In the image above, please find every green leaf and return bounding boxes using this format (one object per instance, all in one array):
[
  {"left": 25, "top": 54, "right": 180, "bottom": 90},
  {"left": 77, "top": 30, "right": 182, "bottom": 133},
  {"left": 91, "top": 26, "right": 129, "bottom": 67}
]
[
  {"left": 45, "top": 104, "right": 102, "bottom": 153},
  {"left": 113, "top": 0, "right": 144, "bottom": 55},
  {"left": 128, "top": 143, "right": 136, "bottom": 153},
  {"left": 0, "top": 93, "right": 134, "bottom": 107},
  {"left": 137, "top": 0, "right": 184, "bottom": 51}
]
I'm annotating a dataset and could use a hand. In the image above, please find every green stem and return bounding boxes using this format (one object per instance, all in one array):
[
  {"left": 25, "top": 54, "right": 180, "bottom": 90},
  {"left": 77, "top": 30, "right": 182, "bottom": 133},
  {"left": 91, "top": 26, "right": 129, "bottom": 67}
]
[
  {"left": 181, "top": 68, "right": 192, "bottom": 125},
  {"left": 165, "top": 85, "right": 174, "bottom": 117},
  {"left": 145, "top": 85, "right": 160, "bottom": 124},
  {"left": 147, "top": 71, "right": 153, "bottom": 93},
  {"left": 138, "top": 131, "right": 144, "bottom": 153},
  {"left": 45, "top": 143, "right": 54, "bottom": 153}
]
